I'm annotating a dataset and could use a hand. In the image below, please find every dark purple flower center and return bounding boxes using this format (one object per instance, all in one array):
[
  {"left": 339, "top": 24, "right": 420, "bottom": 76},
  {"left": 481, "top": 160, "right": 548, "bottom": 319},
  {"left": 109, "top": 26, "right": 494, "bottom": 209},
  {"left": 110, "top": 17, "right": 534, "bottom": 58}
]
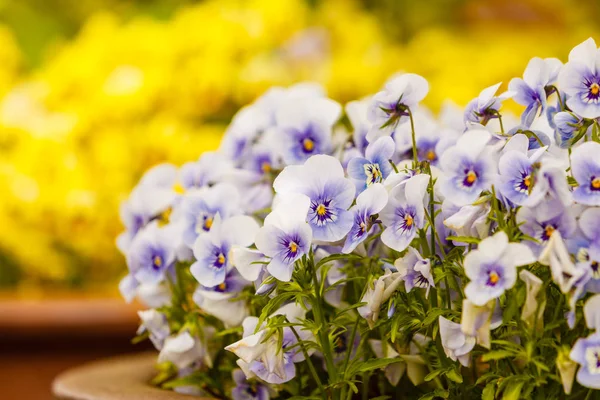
[
  {"left": 311, "top": 198, "right": 335, "bottom": 225},
  {"left": 590, "top": 176, "right": 600, "bottom": 192},
  {"left": 486, "top": 269, "right": 501, "bottom": 287},
  {"left": 586, "top": 79, "right": 600, "bottom": 103},
  {"left": 213, "top": 249, "right": 226, "bottom": 269},
  {"left": 541, "top": 224, "right": 557, "bottom": 241},
  {"left": 462, "top": 169, "right": 478, "bottom": 187},
  {"left": 364, "top": 163, "right": 383, "bottom": 185},
  {"left": 396, "top": 206, "right": 416, "bottom": 233},
  {"left": 151, "top": 253, "right": 164, "bottom": 271},
  {"left": 515, "top": 170, "right": 533, "bottom": 194},
  {"left": 279, "top": 234, "right": 303, "bottom": 262}
]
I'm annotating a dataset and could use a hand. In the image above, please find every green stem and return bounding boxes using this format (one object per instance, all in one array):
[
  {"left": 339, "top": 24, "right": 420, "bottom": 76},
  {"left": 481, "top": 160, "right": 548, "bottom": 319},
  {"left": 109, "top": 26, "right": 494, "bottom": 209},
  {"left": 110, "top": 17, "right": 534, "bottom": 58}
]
[
  {"left": 408, "top": 108, "right": 418, "bottom": 167},
  {"left": 310, "top": 261, "right": 339, "bottom": 397},
  {"left": 289, "top": 323, "right": 326, "bottom": 399}
]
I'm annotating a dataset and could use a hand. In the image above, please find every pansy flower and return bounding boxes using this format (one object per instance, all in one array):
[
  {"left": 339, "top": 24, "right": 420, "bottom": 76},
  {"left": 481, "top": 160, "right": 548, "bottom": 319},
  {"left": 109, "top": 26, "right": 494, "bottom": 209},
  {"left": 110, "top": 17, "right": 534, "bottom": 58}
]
[
  {"left": 231, "top": 369, "right": 271, "bottom": 400},
  {"left": 255, "top": 193, "right": 312, "bottom": 281},
  {"left": 380, "top": 174, "right": 430, "bottom": 252},
  {"left": 191, "top": 214, "right": 260, "bottom": 287},
  {"left": 125, "top": 222, "right": 178, "bottom": 286},
  {"left": 347, "top": 136, "right": 395, "bottom": 194},
  {"left": 553, "top": 111, "right": 586, "bottom": 148},
  {"left": 193, "top": 270, "right": 250, "bottom": 328},
  {"left": 558, "top": 38, "right": 600, "bottom": 119},
  {"left": 439, "top": 129, "right": 496, "bottom": 206},
  {"left": 367, "top": 73, "right": 429, "bottom": 141},
  {"left": 273, "top": 155, "right": 355, "bottom": 242},
  {"left": 275, "top": 97, "right": 341, "bottom": 165},
  {"left": 179, "top": 183, "right": 242, "bottom": 248},
  {"left": 572, "top": 141, "right": 600, "bottom": 206},
  {"left": 517, "top": 200, "right": 576, "bottom": 255},
  {"left": 464, "top": 83, "right": 513, "bottom": 126},
  {"left": 158, "top": 329, "right": 214, "bottom": 370},
  {"left": 342, "top": 183, "right": 388, "bottom": 254},
  {"left": 394, "top": 247, "right": 435, "bottom": 298},
  {"left": 439, "top": 316, "right": 475, "bottom": 367},
  {"left": 464, "top": 231, "right": 536, "bottom": 306},
  {"left": 358, "top": 268, "right": 404, "bottom": 328},
  {"left": 570, "top": 295, "right": 600, "bottom": 389},
  {"left": 509, "top": 57, "right": 562, "bottom": 126}
]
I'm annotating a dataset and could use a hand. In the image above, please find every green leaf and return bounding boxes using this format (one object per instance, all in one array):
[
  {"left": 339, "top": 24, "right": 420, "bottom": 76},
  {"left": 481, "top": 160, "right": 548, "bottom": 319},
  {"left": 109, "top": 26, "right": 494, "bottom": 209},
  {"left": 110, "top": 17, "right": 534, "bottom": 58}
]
[
  {"left": 445, "top": 235, "right": 481, "bottom": 244},
  {"left": 422, "top": 308, "right": 447, "bottom": 327},
  {"left": 418, "top": 389, "right": 449, "bottom": 400},
  {"left": 502, "top": 381, "right": 525, "bottom": 400},
  {"left": 482, "top": 382, "right": 496, "bottom": 400},
  {"left": 481, "top": 350, "right": 516, "bottom": 362},
  {"left": 423, "top": 368, "right": 445, "bottom": 382},
  {"left": 315, "top": 253, "right": 362, "bottom": 269},
  {"left": 446, "top": 368, "right": 463, "bottom": 383},
  {"left": 355, "top": 357, "right": 401, "bottom": 373}
]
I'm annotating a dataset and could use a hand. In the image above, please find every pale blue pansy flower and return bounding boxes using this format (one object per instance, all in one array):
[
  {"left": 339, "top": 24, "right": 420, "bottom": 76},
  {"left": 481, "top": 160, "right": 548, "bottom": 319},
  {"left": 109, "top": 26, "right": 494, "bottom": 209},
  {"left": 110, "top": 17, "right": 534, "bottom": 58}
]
[
  {"left": 367, "top": 73, "right": 429, "bottom": 141},
  {"left": 342, "top": 183, "right": 388, "bottom": 254},
  {"left": 508, "top": 57, "right": 562, "bottom": 126},
  {"left": 558, "top": 38, "right": 600, "bottom": 119},
  {"left": 553, "top": 111, "right": 585, "bottom": 148},
  {"left": 394, "top": 247, "right": 435, "bottom": 298},
  {"left": 273, "top": 154, "right": 355, "bottom": 243},
  {"left": 231, "top": 369, "right": 271, "bottom": 400},
  {"left": 572, "top": 141, "right": 600, "bottom": 206},
  {"left": 570, "top": 295, "right": 600, "bottom": 389},
  {"left": 438, "top": 129, "right": 496, "bottom": 206},
  {"left": 380, "top": 174, "right": 430, "bottom": 252},
  {"left": 275, "top": 96, "right": 341, "bottom": 165},
  {"left": 190, "top": 214, "right": 260, "bottom": 287},
  {"left": 180, "top": 183, "right": 242, "bottom": 248},
  {"left": 158, "top": 329, "right": 214, "bottom": 370},
  {"left": 464, "top": 231, "right": 536, "bottom": 306},
  {"left": 517, "top": 199, "right": 576, "bottom": 255},
  {"left": 439, "top": 316, "right": 475, "bottom": 367},
  {"left": 125, "top": 221, "right": 178, "bottom": 287},
  {"left": 137, "top": 309, "right": 170, "bottom": 350},
  {"left": 225, "top": 304, "right": 312, "bottom": 384},
  {"left": 193, "top": 270, "right": 250, "bottom": 328},
  {"left": 347, "top": 136, "right": 395, "bottom": 194},
  {"left": 464, "top": 83, "right": 514, "bottom": 127},
  {"left": 255, "top": 193, "right": 313, "bottom": 281}
]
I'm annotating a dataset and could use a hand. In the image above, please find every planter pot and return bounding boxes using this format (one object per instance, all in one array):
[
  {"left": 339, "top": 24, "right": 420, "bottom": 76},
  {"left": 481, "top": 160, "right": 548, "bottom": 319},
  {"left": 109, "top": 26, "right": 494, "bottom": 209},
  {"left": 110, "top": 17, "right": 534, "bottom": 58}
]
[{"left": 53, "top": 352, "right": 207, "bottom": 399}]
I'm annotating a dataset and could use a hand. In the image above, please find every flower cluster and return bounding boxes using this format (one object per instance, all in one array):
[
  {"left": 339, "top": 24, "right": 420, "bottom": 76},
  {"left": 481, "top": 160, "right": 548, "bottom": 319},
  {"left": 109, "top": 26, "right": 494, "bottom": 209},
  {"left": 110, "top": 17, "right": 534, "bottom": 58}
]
[{"left": 119, "top": 37, "right": 600, "bottom": 399}]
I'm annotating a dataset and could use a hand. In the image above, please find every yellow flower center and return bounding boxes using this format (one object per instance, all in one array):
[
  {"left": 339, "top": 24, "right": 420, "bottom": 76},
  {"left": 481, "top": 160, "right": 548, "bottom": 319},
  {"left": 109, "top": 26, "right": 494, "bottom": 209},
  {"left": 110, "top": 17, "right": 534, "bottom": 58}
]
[
  {"left": 523, "top": 175, "right": 531, "bottom": 188},
  {"left": 261, "top": 161, "right": 271, "bottom": 173},
  {"left": 217, "top": 253, "right": 225, "bottom": 265},
  {"left": 158, "top": 208, "right": 172, "bottom": 226},
  {"left": 153, "top": 255, "right": 163, "bottom": 268},
  {"left": 289, "top": 241, "right": 298, "bottom": 254},
  {"left": 466, "top": 171, "right": 477, "bottom": 184},
  {"left": 303, "top": 138, "right": 315, "bottom": 152},
  {"left": 544, "top": 225, "right": 555, "bottom": 239},
  {"left": 426, "top": 150, "right": 436, "bottom": 161},
  {"left": 203, "top": 216, "right": 213, "bottom": 230},
  {"left": 593, "top": 177, "right": 600, "bottom": 189},
  {"left": 359, "top": 221, "right": 367, "bottom": 233},
  {"left": 591, "top": 83, "right": 600, "bottom": 96},
  {"left": 316, "top": 204, "right": 327, "bottom": 216},
  {"left": 172, "top": 183, "right": 185, "bottom": 194},
  {"left": 488, "top": 271, "right": 499, "bottom": 285},
  {"left": 404, "top": 214, "right": 413, "bottom": 227},
  {"left": 218, "top": 282, "right": 227, "bottom": 291}
]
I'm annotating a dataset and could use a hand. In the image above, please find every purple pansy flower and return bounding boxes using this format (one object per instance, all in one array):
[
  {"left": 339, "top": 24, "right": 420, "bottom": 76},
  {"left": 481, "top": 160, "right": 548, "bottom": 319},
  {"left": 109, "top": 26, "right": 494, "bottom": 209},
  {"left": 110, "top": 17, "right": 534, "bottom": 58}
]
[
  {"left": 231, "top": 369, "right": 271, "bottom": 400},
  {"left": 558, "top": 38, "right": 600, "bottom": 119},
  {"left": 380, "top": 174, "right": 430, "bottom": 252},
  {"left": 509, "top": 57, "right": 562, "bottom": 126},
  {"left": 572, "top": 142, "right": 600, "bottom": 206},
  {"left": 517, "top": 200, "right": 576, "bottom": 255},
  {"left": 553, "top": 111, "right": 586, "bottom": 148},
  {"left": 439, "top": 130, "right": 496, "bottom": 206},
  {"left": 394, "top": 247, "right": 435, "bottom": 298},
  {"left": 570, "top": 330, "right": 600, "bottom": 388},
  {"left": 126, "top": 222, "right": 177, "bottom": 286},
  {"left": 275, "top": 97, "right": 341, "bottom": 165},
  {"left": 180, "top": 183, "right": 242, "bottom": 248},
  {"left": 464, "top": 83, "right": 513, "bottom": 126},
  {"left": 273, "top": 155, "right": 355, "bottom": 242},
  {"left": 367, "top": 73, "right": 429, "bottom": 141},
  {"left": 347, "top": 136, "right": 395, "bottom": 194},
  {"left": 342, "top": 183, "right": 388, "bottom": 254},
  {"left": 191, "top": 214, "right": 260, "bottom": 287},
  {"left": 255, "top": 194, "right": 312, "bottom": 281},
  {"left": 464, "top": 231, "right": 536, "bottom": 306}
]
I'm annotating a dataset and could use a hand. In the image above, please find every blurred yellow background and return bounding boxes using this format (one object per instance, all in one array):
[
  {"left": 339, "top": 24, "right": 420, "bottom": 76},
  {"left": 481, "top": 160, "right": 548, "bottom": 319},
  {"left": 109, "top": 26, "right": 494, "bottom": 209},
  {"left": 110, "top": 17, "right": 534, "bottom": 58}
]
[{"left": 0, "top": 0, "right": 597, "bottom": 295}]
